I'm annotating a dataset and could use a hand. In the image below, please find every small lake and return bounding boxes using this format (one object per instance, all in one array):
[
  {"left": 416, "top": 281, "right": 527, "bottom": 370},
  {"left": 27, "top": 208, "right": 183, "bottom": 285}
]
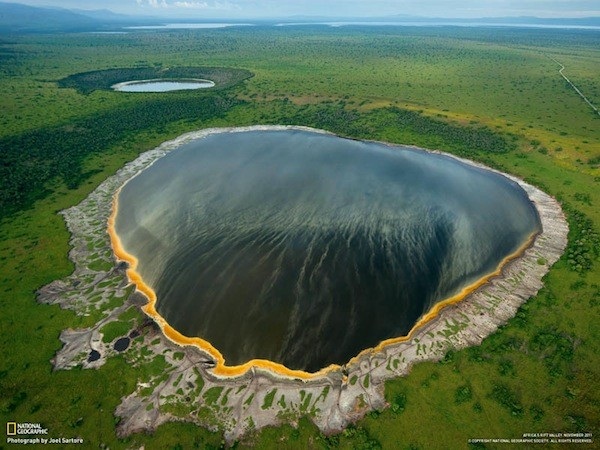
[
  {"left": 126, "top": 23, "right": 253, "bottom": 30},
  {"left": 114, "top": 129, "right": 541, "bottom": 372},
  {"left": 112, "top": 79, "right": 215, "bottom": 92}
]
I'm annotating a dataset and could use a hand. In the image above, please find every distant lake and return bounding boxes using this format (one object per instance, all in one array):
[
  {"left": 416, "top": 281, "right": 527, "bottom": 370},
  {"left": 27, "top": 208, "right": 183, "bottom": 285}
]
[
  {"left": 114, "top": 129, "right": 541, "bottom": 371},
  {"left": 112, "top": 79, "right": 215, "bottom": 92},
  {"left": 122, "top": 21, "right": 600, "bottom": 31},
  {"left": 275, "top": 21, "right": 600, "bottom": 30},
  {"left": 126, "top": 23, "right": 253, "bottom": 30}
]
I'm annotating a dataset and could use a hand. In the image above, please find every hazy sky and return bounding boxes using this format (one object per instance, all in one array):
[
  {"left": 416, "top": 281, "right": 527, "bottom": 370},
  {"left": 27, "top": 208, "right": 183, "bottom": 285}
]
[{"left": 12, "top": 0, "right": 600, "bottom": 18}]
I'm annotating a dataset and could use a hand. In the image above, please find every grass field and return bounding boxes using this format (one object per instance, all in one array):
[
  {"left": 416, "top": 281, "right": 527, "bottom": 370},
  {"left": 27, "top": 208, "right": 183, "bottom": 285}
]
[{"left": 0, "top": 26, "right": 598, "bottom": 449}]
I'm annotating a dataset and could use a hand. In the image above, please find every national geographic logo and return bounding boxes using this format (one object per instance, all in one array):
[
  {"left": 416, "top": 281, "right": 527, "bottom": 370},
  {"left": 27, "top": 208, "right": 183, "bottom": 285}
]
[
  {"left": 6, "top": 422, "right": 49, "bottom": 435},
  {"left": 6, "top": 422, "right": 84, "bottom": 445}
]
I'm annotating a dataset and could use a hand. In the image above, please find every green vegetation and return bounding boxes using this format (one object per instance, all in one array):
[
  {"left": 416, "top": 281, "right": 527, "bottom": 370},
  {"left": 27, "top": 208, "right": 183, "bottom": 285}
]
[
  {"left": 202, "top": 387, "right": 224, "bottom": 406},
  {"left": 0, "top": 25, "right": 598, "bottom": 449},
  {"left": 0, "top": 94, "right": 241, "bottom": 218},
  {"left": 99, "top": 320, "right": 132, "bottom": 344},
  {"left": 455, "top": 384, "right": 473, "bottom": 405},
  {"left": 390, "top": 392, "right": 407, "bottom": 414},
  {"left": 262, "top": 389, "right": 277, "bottom": 410}
]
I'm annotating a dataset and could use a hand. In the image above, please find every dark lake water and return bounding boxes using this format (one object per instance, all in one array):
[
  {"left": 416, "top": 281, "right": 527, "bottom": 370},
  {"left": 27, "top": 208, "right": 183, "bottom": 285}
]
[{"left": 115, "top": 129, "right": 541, "bottom": 371}]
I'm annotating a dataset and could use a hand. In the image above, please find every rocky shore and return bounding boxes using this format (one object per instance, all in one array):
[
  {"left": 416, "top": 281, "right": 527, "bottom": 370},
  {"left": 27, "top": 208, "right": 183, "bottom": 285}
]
[{"left": 37, "top": 126, "right": 568, "bottom": 443}]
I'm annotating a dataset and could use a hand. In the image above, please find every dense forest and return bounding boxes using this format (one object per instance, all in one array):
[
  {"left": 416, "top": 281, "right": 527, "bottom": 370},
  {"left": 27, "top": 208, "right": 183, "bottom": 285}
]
[{"left": 0, "top": 94, "right": 241, "bottom": 218}]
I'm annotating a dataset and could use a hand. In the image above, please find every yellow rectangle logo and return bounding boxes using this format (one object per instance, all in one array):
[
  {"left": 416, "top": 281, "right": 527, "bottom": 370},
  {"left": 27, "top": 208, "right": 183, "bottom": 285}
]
[{"left": 7, "top": 422, "right": 16, "bottom": 435}]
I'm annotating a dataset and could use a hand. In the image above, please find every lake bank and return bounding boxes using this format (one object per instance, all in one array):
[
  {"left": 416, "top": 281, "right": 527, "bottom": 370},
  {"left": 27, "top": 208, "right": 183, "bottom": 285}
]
[{"left": 38, "top": 125, "right": 568, "bottom": 442}]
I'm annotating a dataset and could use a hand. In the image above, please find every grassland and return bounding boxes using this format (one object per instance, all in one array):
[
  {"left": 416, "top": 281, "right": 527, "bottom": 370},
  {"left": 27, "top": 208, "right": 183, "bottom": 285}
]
[{"left": 0, "top": 26, "right": 598, "bottom": 449}]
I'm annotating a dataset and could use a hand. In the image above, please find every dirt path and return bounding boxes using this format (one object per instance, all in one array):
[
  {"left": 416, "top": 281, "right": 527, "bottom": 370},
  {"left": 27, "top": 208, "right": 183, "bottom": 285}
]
[{"left": 550, "top": 56, "right": 600, "bottom": 117}]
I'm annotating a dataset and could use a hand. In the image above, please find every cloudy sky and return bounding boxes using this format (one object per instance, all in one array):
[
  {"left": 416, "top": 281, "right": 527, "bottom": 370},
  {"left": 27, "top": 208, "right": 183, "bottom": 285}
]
[{"left": 12, "top": 0, "right": 600, "bottom": 18}]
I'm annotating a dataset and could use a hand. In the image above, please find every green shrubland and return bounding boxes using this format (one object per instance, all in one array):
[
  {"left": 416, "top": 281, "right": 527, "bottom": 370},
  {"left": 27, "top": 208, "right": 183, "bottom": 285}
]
[{"left": 0, "top": 25, "right": 598, "bottom": 449}]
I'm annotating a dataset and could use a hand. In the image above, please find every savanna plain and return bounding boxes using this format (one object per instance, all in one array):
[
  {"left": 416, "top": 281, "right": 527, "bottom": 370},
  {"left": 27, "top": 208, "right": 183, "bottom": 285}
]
[{"left": 0, "top": 25, "right": 598, "bottom": 449}]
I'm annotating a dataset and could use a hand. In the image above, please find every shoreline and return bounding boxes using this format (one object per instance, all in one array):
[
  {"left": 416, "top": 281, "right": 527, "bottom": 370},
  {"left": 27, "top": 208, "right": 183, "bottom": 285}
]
[
  {"left": 108, "top": 191, "right": 339, "bottom": 380},
  {"left": 108, "top": 125, "right": 545, "bottom": 379},
  {"left": 108, "top": 195, "right": 539, "bottom": 379},
  {"left": 40, "top": 125, "right": 568, "bottom": 441}
]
